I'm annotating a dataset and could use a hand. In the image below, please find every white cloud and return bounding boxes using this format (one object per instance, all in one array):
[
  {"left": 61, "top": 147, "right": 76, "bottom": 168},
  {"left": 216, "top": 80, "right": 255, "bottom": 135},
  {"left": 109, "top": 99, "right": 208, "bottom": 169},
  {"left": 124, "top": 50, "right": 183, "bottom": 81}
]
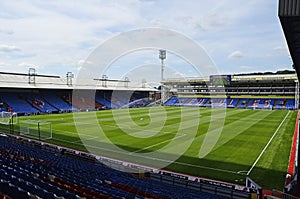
[
  {"left": 0, "top": 62, "right": 10, "bottom": 67},
  {"left": 273, "top": 45, "right": 288, "bottom": 53},
  {"left": 78, "top": 60, "right": 94, "bottom": 66},
  {"left": 78, "top": 60, "right": 85, "bottom": 66},
  {"left": 18, "top": 62, "right": 37, "bottom": 68},
  {"left": 76, "top": 66, "right": 82, "bottom": 72},
  {"left": 201, "top": 13, "right": 231, "bottom": 31},
  {"left": 228, "top": 51, "right": 244, "bottom": 59},
  {"left": 239, "top": 65, "right": 254, "bottom": 70},
  {"left": 0, "top": 44, "right": 21, "bottom": 52},
  {"left": 0, "top": 29, "right": 14, "bottom": 35},
  {"left": 172, "top": 71, "right": 185, "bottom": 78}
]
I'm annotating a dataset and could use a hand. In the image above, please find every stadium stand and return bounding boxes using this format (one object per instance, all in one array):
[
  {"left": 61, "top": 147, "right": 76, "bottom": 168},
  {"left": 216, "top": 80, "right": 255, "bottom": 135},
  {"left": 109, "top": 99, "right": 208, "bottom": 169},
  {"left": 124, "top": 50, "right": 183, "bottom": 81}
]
[
  {"left": 227, "top": 98, "right": 239, "bottom": 108},
  {"left": 25, "top": 92, "right": 59, "bottom": 113},
  {"left": 0, "top": 134, "right": 250, "bottom": 199},
  {"left": 237, "top": 99, "right": 248, "bottom": 108},
  {"left": 95, "top": 91, "right": 112, "bottom": 109},
  {"left": 0, "top": 71, "right": 297, "bottom": 114},
  {"left": 0, "top": 83, "right": 153, "bottom": 115},
  {"left": 0, "top": 92, "right": 39, "bottom": 115},
  {"left": 40, "top": 91, "right": 74, "bottom": 112},
  {"left": 0, "top": 71, "right": 155, "bottom": 115},
  {"left": 126, "top": 98, "right": 150, "bottom": 108},
  {"left": 164, "top": 96, "right": 294, "bottom": 110},
  {"left": 164, "top": 96, "right": 178, "bottom": 106},
  {"left": 72, "top": 94, "right": 100, "bottom": 110},
  {"left": 162, "top": 73, "right": 297, "bottom": 110}
]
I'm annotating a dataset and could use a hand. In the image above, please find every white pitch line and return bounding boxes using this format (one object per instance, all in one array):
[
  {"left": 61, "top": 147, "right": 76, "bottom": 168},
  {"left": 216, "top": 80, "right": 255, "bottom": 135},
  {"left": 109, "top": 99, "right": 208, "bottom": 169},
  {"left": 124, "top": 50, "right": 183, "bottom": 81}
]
[
  {"left": 130, "top": 133, "right": 186, "bottom": 154},
  {"left": 246, "top": 111, "right": 290, "bottom": 176},
  {"left": 72, "top": 136, "right": 99, "bottom": 143}
]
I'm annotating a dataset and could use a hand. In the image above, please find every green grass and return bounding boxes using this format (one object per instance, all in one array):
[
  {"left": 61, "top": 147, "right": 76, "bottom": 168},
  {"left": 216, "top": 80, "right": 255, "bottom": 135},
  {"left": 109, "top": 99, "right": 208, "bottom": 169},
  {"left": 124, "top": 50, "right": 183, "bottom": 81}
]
[{"left": 0, "top": 107, "right": 296, "bottom": 190}]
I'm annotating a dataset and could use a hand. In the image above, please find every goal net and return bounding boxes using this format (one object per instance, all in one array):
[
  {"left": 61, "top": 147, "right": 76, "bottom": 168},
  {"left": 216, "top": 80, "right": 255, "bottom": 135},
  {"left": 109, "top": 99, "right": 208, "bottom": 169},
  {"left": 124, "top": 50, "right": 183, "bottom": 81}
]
[
  {"left": 0, "top": 111, "right": 17, "bottom": 125},
  {"left": 20, "top": 120, "right": 52, "bottom": 140}
]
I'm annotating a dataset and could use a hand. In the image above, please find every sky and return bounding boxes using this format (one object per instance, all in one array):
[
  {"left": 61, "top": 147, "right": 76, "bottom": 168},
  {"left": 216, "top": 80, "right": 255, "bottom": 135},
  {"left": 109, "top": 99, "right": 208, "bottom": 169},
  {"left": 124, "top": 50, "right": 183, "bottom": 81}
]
[{"left": 0, "top": 0, "right": 293, "bottom": 83}]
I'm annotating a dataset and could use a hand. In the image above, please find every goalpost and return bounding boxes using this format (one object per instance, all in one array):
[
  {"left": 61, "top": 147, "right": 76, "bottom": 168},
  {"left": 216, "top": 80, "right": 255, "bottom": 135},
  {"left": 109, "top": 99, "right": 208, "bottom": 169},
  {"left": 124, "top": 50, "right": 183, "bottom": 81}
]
[
  {"left": 20, "top": 120, "right": 52, "bottom": 140},
  {"left": 0, "top": 111, "right": 18, "bottom": 125}
]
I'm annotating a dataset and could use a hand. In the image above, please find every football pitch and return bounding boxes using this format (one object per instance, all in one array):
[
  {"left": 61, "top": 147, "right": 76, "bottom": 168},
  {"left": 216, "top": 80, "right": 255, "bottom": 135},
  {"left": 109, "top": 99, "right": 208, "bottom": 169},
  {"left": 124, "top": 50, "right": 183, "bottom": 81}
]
[{"left": 3, "top": 107, "right": 297, "bottom": 190}]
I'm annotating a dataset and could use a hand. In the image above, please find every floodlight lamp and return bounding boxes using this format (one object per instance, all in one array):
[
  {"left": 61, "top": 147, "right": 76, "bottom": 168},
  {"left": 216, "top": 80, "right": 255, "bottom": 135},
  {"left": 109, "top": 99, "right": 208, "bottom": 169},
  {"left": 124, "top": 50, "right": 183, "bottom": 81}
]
[
  {"left": 159, "top": 50, "right": 166, "bottom": 60},
  {"left": 102, "top": 74, "right": 108, "bottom": 79}
]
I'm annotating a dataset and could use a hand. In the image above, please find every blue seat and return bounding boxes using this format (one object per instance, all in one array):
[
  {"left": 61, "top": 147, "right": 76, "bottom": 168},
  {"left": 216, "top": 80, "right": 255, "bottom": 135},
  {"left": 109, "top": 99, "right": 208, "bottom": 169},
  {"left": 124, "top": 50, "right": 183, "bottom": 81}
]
[
  {"left": 0, "top": 180, "right": 10, "bottom": 194},
  {"left": 14, "top": 187, "right": 29, "bottom": 199}
]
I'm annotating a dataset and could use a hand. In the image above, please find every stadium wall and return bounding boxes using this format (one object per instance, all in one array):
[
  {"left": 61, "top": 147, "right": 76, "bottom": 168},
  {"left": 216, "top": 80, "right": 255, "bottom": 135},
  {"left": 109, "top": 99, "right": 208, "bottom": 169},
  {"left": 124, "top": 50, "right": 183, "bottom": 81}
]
[{"left": 284, "top": 110, "right": 300, "bottom": 195}]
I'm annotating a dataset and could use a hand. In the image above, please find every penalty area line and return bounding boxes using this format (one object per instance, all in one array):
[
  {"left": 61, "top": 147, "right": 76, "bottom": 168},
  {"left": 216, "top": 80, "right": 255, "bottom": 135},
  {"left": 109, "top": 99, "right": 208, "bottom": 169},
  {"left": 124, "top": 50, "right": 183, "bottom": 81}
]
[{"left": 246, "top": 111, "right": 290, "bottom": 176}]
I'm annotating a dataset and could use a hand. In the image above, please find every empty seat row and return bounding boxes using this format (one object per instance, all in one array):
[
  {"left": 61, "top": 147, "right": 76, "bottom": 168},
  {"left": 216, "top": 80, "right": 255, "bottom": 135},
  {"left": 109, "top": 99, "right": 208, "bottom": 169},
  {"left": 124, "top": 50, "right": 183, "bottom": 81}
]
[
  {"left": 0, "top": 136, "right": 234, "bottom": 199},
  {"left": 164, "top": 96, "right": 296, "bottom": 110}
]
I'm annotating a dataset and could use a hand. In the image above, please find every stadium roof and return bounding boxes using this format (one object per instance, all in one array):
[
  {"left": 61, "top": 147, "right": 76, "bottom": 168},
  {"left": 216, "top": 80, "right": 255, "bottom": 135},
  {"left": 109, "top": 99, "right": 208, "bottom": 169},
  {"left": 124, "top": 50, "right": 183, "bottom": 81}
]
[
  {"left": 279, "top": 0, "right": 300, "bottom": 78},
  {"left": 231, "top": 73, "right": 297, "bottom": 81},
  {"left": 0, "top": 71, "right": 156, "bottom": 91}
]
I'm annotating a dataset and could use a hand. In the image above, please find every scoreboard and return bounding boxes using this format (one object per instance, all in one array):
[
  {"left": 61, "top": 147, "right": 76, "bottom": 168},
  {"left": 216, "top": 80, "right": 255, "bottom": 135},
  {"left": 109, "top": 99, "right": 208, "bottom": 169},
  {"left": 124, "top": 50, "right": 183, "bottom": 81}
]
[{"left": 210, "top": 75, "right": 231, "bottom": 86}]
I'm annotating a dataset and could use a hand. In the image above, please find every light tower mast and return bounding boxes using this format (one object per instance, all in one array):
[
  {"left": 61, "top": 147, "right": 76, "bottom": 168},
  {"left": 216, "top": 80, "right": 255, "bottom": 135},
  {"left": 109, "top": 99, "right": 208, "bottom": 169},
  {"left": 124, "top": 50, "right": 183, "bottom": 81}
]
[
  {"left": 159, "top": 50, "right": 166, "bottom": 81},
  {"left": 159, "top": 50, "right": 167, "bottom": 105}
]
